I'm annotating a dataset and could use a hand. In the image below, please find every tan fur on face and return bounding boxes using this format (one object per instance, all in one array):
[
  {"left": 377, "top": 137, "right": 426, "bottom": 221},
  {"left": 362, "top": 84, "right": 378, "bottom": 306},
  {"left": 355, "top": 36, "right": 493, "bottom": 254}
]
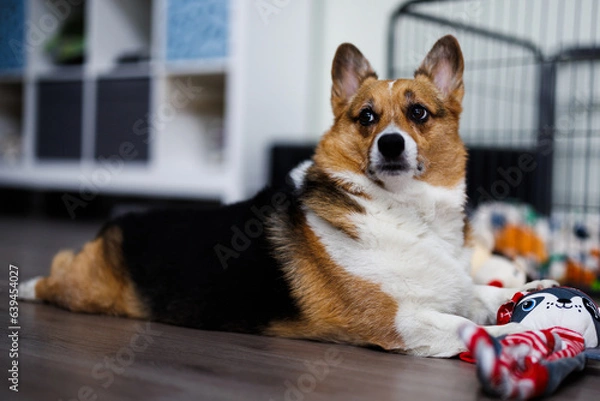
[
  {"left": 34, "top": 226, "right": 147, "bottom": 318},
  {"left": 317, "top": 36, "right": 467, "bottom": 190},
  {"left": 396, "top": 76, "right": 466, "bottom": 187}
]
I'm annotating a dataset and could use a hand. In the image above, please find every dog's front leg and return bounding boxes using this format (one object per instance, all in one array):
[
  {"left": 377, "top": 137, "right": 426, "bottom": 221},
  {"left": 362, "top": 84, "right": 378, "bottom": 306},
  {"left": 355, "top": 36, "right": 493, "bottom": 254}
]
[
  {"left": 393, "top": 309, "right": 532, "bottom": 357},
  {"left": 394, "top": 308, "right": 481, "bottom": 357},
  {"left": 389, "top": 286, "right": 514, "bottom": 357}
]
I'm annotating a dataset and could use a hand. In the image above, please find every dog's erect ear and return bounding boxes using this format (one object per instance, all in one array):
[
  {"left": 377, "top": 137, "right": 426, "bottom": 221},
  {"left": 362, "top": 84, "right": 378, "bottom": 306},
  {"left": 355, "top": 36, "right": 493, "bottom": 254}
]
[
  {"left": 331, "top": 43, "right": 377, "bottom": 117},
  {"left": 415, "top": 35, "right": 464, "bottom": 101}
]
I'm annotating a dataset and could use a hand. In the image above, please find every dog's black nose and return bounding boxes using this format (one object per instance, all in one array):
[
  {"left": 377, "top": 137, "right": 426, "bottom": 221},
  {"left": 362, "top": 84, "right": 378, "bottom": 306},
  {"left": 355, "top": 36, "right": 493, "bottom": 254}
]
[
  {"left": 378, "top": 134, "right": 405, "bottom": 160},
  {"left": 557, "top": 298, "right": 572, "bottom": 305}
]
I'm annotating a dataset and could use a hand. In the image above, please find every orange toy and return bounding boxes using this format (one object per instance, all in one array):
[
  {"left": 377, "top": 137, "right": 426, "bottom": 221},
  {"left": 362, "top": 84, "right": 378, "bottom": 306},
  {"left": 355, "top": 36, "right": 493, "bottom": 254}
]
[
  {"left": 494, "top": 224, "right": 547, "bottom": 264},
  {"left": 565, "top": 258, "right": 597, "bottom": 287}
]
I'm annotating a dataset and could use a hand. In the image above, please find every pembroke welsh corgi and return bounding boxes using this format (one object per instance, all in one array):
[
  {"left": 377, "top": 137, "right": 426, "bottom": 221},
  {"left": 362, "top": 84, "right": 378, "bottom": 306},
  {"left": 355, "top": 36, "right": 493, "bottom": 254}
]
[{"left": 19, "top": 35, "right": 555, "bottom": 357}]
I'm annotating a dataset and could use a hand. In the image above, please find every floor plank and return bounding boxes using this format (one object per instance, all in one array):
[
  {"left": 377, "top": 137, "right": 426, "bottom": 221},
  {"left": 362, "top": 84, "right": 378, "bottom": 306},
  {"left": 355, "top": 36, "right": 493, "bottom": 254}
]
[{"left": 1, "top": 218, "right": 599, "bottom": 400}]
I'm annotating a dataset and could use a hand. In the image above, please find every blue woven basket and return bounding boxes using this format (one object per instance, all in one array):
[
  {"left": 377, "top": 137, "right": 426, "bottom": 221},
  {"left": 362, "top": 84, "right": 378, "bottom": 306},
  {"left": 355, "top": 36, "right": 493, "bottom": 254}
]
[
  {"left": 166, "top": 0, "right": 228, "bottom": 61},
  {"left": 0, "top": 0, "right": 25, "bottom": 70}
]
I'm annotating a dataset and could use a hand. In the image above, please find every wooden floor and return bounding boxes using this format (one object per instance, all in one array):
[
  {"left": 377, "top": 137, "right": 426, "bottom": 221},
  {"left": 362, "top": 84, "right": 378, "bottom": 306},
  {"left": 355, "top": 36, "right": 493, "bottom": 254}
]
[{"left": 1, "top": 217, "right": 599, "bottom": 401}]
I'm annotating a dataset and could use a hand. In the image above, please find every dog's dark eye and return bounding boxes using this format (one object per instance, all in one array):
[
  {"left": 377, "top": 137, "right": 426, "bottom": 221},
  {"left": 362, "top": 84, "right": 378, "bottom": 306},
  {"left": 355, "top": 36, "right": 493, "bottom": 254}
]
[
  {"left": 358, "top": 108, "right": 377, "bottom": 126},
  {"left": 408, "top": 104, "right": 429, "bottom": 123}
]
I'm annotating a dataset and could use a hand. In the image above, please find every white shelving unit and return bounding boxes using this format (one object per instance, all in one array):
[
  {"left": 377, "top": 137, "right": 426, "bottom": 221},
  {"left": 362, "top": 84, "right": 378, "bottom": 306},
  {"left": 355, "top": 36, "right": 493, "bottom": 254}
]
[{"left": 0, "top": 0, "right": 316, "bottom": 203}]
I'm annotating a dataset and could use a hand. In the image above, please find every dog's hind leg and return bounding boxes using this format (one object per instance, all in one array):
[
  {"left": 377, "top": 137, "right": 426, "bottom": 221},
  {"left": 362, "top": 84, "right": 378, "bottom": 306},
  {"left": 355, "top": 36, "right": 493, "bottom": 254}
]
[
  {"left": 18, "top": 226, "right": 148, "bottom": 319},
  {"left": 19, "top": 249, "right": 76, "bottom": 303}
]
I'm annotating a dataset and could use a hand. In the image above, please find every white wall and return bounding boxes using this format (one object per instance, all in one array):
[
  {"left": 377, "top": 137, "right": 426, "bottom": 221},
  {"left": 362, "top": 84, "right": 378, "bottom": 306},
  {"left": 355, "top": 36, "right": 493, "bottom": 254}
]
[{"left": 231, "top": 0, "right": 316, "bottom": 197}]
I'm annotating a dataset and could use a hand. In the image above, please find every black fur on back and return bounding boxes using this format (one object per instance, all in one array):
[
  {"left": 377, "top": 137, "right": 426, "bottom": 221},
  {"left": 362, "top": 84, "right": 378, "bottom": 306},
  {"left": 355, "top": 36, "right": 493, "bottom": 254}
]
[{"left": 99, "top": 185, "right": 301, "bottom": 333}]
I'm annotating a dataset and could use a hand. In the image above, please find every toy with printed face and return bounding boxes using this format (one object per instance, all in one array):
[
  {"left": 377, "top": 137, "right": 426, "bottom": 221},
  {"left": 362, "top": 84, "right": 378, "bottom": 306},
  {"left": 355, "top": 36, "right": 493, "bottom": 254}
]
[{"left": 458, "top": 287, "right": 600, "bottom": 400}]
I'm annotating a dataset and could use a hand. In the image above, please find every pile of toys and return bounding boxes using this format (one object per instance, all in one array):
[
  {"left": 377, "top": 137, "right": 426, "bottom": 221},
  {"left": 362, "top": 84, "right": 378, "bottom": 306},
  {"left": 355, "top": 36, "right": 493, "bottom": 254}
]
[{"left": 470, "top": 202, "right": 600, "bottom": 292}]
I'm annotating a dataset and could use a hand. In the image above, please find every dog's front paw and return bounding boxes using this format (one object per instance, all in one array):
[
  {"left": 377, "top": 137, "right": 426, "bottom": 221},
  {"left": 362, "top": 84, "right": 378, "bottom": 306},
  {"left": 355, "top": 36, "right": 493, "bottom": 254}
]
[{"left": 520, "top": 279, "right": 559, "bottom": 293}]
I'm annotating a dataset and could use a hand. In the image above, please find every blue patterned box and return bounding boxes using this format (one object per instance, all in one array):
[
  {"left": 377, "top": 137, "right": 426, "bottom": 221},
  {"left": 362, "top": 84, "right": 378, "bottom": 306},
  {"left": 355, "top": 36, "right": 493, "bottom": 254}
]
[
  {"left": 0, "top": 0, "right": 25, "bottom": 70},
  {"left": 166, "top": 0, "right": 228, "bottom": 61}
]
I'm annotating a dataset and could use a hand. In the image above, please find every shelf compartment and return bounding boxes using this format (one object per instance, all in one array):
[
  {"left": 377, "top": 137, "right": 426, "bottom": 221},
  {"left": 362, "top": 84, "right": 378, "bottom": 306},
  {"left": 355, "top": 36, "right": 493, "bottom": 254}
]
[
  {"left": 0, "top": 81, "right": 24, "bottom": 164},
  {"left": 35, "top": 79, "right": 83, "bottom": 160},
  {"left": 28, "top": 0, "right": 86, "bottom": 73},
  {"left": 0, "top": 0, "right": 26, "bottom": 72},
  {"left": 153, "top": 73, "right": 226, "bottom": 170},
  {"left": 94, "top": 76, "right": 151, "bottom": 163},
  {"left": 89, "top": 0, "right": 153, "bottom": 74}
]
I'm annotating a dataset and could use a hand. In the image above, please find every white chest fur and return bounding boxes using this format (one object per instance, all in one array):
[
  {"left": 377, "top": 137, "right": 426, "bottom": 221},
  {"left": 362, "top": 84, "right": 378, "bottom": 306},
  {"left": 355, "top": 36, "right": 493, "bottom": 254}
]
[{"left": 305, "top": 172, "right": 474, "bottom": 316}]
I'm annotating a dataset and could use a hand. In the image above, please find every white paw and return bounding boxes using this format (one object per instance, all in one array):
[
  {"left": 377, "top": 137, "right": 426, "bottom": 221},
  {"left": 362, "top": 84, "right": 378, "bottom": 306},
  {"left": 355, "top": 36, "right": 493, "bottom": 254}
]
[
  {"left": 18, "top": 277, "right": 43, "bottom": 302},
  {"left": 458, "top": 322, "right": 478, "bottom": 343},
  {"left": 520, "top": 279, "right": 559, "bottom": 292}
]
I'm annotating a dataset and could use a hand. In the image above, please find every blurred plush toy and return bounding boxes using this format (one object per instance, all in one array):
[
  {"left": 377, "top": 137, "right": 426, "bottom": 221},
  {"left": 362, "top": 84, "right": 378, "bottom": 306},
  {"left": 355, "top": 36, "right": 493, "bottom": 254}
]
[
  {"left": 471, "top": 240, "right": 527, "bottom": 288},
  {"left": 470, "top": 203, "right": 548, "bottom": 265},
  {"left": 565, "top": 258, "right": 598, "bottom": 287},
  {"left": 494, "top": 224, "right": 548, "bottom": 265},
  {"left": 470, "top": 204, "right": 530, "bottom": 287},
  {"left": 458, "top": 287, "right": 600, "bottom": 400},
  {"left": 470, "top": 202, "right": 600, "bottom": 289},
  {"left": 547, "top": 223, "right": 600, "bottom": 288}
]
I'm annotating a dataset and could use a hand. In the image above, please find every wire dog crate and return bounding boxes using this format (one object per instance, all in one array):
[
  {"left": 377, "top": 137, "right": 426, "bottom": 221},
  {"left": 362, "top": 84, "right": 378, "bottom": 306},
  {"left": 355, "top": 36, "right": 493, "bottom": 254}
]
[{"left": 389, "top": 0, "right": 600, "bottom": 293}]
